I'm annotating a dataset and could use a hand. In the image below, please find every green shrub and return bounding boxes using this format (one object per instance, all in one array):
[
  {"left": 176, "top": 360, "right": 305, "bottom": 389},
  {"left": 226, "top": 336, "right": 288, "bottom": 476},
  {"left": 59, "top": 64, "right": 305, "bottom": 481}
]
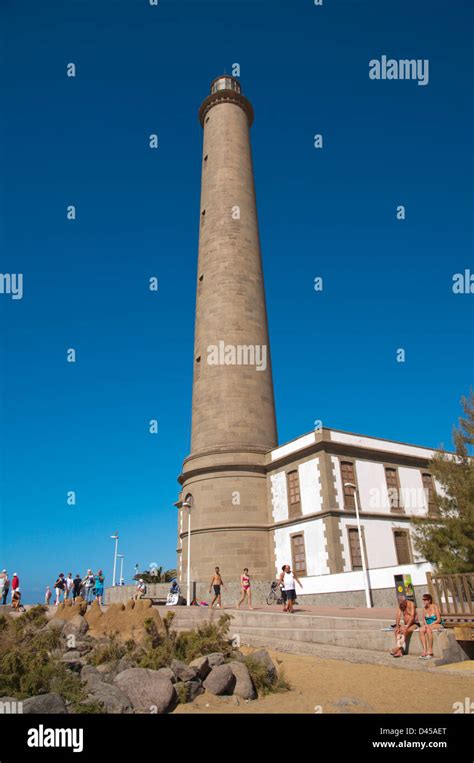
[
  {"left": 174, "top": 682, "right": 189, "bottom": 704},
  {"left": 18, "top": 605, "right": 49, "bottom": 628},
  {"left": 243, "top": 656, "right": 290, "bottom": 696},
  {"left": 0, "top": 646, "right": 85, "bottom": 702},
  {"left": 88, "top": 633, "right": 126, "bottom": 666},
  {"left": 73, "top": 701, "right": 104, "bottom": 714},
  {"left": 139, "top": 612, "right": 233, "bottom": 669},
  {"left": 139, "top": 640, "right": 175, "bottom": 670},
  {"left": 173, "top": 613, "right": 233, "bottom": 663}
]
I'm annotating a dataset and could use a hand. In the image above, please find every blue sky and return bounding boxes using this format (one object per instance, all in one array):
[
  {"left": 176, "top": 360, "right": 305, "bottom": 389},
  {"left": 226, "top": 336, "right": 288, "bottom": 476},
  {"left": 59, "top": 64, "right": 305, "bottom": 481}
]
[{"left": 0, "top": 0, "right": 472, "bottom": 602}]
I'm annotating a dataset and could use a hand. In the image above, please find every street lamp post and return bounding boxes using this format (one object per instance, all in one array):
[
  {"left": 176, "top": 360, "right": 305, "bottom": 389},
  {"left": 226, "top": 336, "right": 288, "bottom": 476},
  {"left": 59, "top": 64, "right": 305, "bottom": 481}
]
[
  {"left": 111, "top": 532, "right": 119, "bottom": 587},
  {"left": 117, "top": 554, "right": 124, "bottom": 585},
  {"left": 174, "top": 500, "right": 192, "bottom": 607},
  {"left": 344, "top": 483, "right": 372, "bottom": 608},
  {"left": 183, "top": 502, "right": 191, "bottom": 607}
]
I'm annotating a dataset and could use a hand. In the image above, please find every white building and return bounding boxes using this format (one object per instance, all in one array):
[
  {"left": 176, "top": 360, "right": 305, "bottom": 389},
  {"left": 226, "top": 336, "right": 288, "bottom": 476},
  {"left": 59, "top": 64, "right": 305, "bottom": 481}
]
[{"left": 267, "top": 427, "right": 443, "bottom": 606}]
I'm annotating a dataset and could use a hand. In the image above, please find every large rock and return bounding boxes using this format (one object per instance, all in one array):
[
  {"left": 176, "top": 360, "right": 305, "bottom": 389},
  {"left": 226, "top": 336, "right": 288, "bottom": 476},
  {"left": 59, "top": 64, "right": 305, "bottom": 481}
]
[
  {"left": 116, "top": 656, "right": 136, "bottom": 673},
  {"left": 203, "top": 664, "right": 235, "bottom": 696},
  {"left": 189, "top": 656, "right": 211, "bottom": 679},
  {"left": 0, "top": 696, "right": 21, "bottom": 712},
  {"left": 113, "top": 668, "right": 177, "bottom": 714},
  {"left": 102, "top": 657, "right": 137, "bottom": 683},
  {"left": 61, "top": 651, "right": 84, "bottom": 671},
  {"left": 334, "top": 696, "right": 374, "bottom": 712},
  {"left": 229, "top": 661, "right": 257, "bottom": 700},
  {"left": 171, "top": 659, "right": 198, "bottom": 682},
  {"left": 206, "top": 652, "right": 225, "bottom": 668},
  {"left": 63, "top": 614, "right": 89, "bottom": 639},
  {"left": 184, "top": 679, "right": 204, "bottom": 702},
  {"left": 250, "top": 649, "right": 277, "bottom": 683},
  {"left": 23, "top": 693, "right": 68, "bottom": 714},
  {"left": 46, "top": 618, "right": 66, "bottom": 632},
  {"left": 72, "top": 639, "right": 93, "bottom": 655},
  {"left": 86, "top": 683, "right": 133, "bottom": 714},
  {"left": 96, "top": 662, "right": 115, "bottom": 681},
  {"left": 157, "top": 667, "right": 176, "bottom": 683},
  {"left": 80, "top": 665, "right": 103, "bottom": 690}
]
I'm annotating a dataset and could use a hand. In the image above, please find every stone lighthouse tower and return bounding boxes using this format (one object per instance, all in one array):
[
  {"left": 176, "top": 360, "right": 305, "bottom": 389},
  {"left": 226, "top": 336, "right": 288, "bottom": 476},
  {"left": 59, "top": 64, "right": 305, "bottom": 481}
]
[{"left": 177, "top": 75, "right": 277, "bottom": 588}]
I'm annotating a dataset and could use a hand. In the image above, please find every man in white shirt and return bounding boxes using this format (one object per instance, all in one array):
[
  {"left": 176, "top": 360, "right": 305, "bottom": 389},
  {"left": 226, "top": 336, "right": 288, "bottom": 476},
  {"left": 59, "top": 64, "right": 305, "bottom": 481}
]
[{"left": 282, "top": 564, "right": 303, "bottom": 613}]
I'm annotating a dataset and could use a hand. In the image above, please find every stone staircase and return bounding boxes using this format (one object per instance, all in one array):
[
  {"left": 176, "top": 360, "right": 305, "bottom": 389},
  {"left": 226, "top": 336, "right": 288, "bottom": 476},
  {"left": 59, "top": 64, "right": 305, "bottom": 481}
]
[{"left": 153, "top": 606, "right": 459, "bottom": 665}]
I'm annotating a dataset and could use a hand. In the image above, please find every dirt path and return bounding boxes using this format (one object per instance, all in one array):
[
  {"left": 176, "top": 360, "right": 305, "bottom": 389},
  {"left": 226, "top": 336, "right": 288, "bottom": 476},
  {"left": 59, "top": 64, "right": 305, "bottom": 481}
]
[{"left": 174, "top": 648, "right": 474, "bottom": 714}]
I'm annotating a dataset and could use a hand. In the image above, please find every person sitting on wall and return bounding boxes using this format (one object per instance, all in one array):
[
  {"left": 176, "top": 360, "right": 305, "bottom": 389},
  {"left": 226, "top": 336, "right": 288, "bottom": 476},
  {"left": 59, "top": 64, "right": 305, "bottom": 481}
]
[
  {"left": 418, "top": 593, "right": 443, "bottom": 660},
  {"left": 133, "top": 579, "right": 147, "bottom": 600},
  {"left": 390, "top": 597, "right": 417, "bottom": 657},
  {"left": 11, "top": 588, "right": 25, "bottom": 612}
]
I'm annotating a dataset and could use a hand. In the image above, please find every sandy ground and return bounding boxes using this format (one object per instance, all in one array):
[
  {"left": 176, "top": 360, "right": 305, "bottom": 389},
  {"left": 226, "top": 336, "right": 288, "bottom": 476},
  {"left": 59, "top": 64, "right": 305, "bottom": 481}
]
[{"left": 174, "top": 648, "right": 474, "bottom": 714}]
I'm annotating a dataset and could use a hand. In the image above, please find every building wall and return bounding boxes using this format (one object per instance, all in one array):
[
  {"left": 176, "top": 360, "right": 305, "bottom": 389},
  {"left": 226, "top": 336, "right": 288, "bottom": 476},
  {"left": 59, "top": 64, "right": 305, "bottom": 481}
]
[
  {"left": 339, "top": 515, "right": 417, "bottom": 571},
  {"left": 273, "top": 517, "right": 329, "bottom": 577},
  {"left": 300, "top": 458, "right": 323, "bottom": 515},
  {"left": 285, "top": 561, "right": 432, "bottom": 596},
  {"left": 270, "top": 457, "right": 322, "bottom": 522},
  {"left": 268, "top": 439, "right": 437, "bottom": 596},
  {"left": 270, "top": 471, "right": 288, "bottom": 523}
]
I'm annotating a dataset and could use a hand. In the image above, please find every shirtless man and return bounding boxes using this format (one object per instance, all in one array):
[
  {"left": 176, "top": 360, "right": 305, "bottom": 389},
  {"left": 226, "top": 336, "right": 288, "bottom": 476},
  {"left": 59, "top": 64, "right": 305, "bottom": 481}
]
[
  {"left": 390, "top": 598, "right": 417, "bottom": 657},
  {"left": 209, "top": 567, "right": 224, "bottom": 608}
]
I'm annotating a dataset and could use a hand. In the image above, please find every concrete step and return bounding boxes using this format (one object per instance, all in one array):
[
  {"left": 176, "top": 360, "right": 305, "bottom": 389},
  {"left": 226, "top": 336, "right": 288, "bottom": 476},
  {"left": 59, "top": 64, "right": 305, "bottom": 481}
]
[
  {"left": 235, "top": 633, "right": 465, "bottom": 674},
  {"left": 154, "top": 606, "right": 453, "bottom": 661},
  {"left": 156, "top": 606, "right": 392, "bottom": 630},
  {"left": 228, "top": 613, "right": 391, "bottom": 631},
  {"left": 229, "top": 624, "right": 447, "bottom": 657}
]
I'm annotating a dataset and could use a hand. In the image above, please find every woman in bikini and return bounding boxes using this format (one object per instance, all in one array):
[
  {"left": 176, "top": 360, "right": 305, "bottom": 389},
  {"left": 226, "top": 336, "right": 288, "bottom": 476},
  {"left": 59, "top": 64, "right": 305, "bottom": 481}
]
[
  {"left": 418, "top": 593, "right": 443, "bottom": 659},
  {"left": 236, "top": 568, "right": 253, "bottom": 610}
]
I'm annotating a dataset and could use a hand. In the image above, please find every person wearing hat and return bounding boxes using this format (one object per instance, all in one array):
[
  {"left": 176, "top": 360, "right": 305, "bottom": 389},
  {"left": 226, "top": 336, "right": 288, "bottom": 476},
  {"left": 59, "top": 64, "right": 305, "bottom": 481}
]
[
  {"left": 133, "top": 579, "right": 147, "bottom": 600},
  {"left": 82, "top": 569, "right": 95, "bottom": 605},
  {"left": 53, "top": 573, "right": 66, "bottom": 605},
  {"left": 1, "top": 571, "right": 9, "bottom": 605},
  {"left": 11, "top": 572, "right": 19, "bottom": 603}
]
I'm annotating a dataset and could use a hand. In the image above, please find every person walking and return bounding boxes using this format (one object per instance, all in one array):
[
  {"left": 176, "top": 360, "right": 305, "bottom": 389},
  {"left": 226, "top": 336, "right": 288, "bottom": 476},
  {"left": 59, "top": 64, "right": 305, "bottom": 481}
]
[
  {"left": 94, "top": 570, "right": 105, "bottom": 607},
  {"left": 278, "top": 565, "right": 288, "bottom": 611},
  {"left": 1, "top": 573, "right": 10, "bottom": 605},
  {"left": 236, "top": 568, "right": 253, "bottom": 610},
  {"left": 72, "top": 574, "right": 83, "bottom": 602},
  {"left": 11, "top": 572, "right": 19, "bottom": 603},
  {"left": 53, "top": 573, "right": 66, "bottom": 605},
  {"left": 282, "top": 564, "right": 303, "bottom": 613},
  {"left": 45, "top": 586, "right": 52, "bottom": 606},
  {"left": 209, "top": 567, "right": 224, "bottom": 608}
]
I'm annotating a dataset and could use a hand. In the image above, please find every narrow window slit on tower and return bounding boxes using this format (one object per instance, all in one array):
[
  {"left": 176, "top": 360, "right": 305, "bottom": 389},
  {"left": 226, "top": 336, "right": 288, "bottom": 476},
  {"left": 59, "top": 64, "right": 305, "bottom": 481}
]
[
  {"left": 201, "top": 210, "right": 206, "bottom": 225},
  {"left": 204, "top": 155, "right": 208, "bottom": 162},
  {"left": 195, "top": 356, "right": 201, "bottom": 379}
]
